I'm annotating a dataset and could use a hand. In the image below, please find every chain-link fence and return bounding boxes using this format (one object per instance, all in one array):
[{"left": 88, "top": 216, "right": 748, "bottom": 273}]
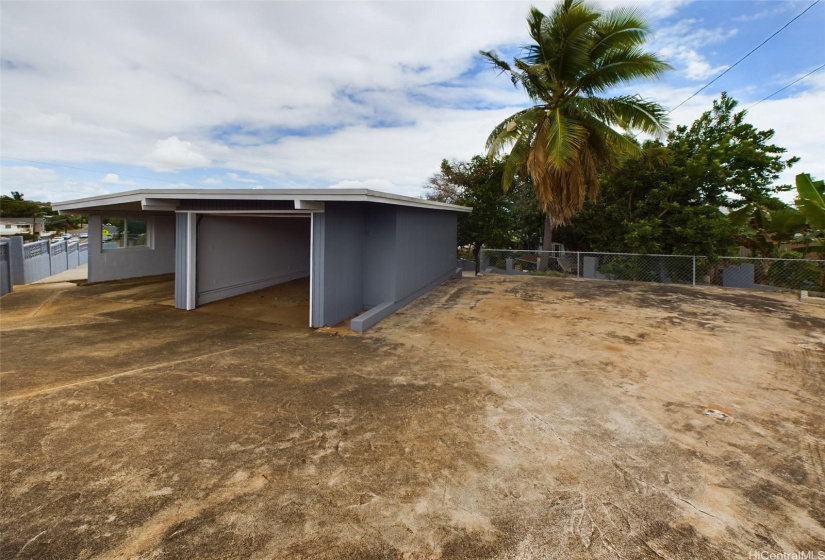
[{"left": 478, "top": 249, "right": 825, "bottom": 292}]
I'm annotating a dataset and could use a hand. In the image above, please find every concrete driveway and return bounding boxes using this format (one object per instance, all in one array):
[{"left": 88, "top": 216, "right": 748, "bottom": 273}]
[{"left": 1, "top": 275, "right": 824, "bottom": 558}]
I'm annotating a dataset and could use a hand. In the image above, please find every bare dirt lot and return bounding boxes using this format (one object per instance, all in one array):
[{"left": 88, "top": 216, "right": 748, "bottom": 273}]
[{"left": 1, "top": 275, "right": 824, "bottom": 559}]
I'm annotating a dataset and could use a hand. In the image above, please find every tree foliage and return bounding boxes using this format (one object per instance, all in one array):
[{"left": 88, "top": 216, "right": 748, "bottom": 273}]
[
  {"left": 426, "top": 157, "right": 543, "bottom": 268},
  {"left": 667, "top": 92, "right": 796, "bottom": 208},
  {"left": 481, "top": 0, "right": 670, "bottom": 226},
  {"left": 0, "top": 193, "right": 51, "bottom": 218},
  {"left": 558, "top": 94, "right": 801, "bottom": 257}
]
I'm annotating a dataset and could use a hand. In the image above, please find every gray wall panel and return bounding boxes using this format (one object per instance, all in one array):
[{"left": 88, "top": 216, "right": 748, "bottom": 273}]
[
  {"left": 362, "top": 204, "right": 397, "bottom": 308},
  {"left": 0, "top": 240, "right": 11, "bottom": 296},
  {"left": 174, "top": 213, "right": 189, "bottom": 309},
  {"left": 196, "top": 215, "right": 310, "bottom": 305},
  {"left": 321, "top": 203, "right": 364, "bottom": 326},
  {"left": 310, "top": 213, "right": 326, "bottom": 328},
  {"left": 394, "top": 207, "right": 457, "bottom": 302},
  {"left": 88, "top": 214, "right": 176, "bottom": 283}
]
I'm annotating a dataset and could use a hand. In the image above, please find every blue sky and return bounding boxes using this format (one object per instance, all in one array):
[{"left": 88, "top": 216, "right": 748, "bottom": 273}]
[{"left": 1, "top": 0, "right": 823, "bottom": 204}]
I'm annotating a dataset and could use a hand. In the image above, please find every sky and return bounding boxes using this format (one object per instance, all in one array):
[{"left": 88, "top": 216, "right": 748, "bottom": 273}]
[{"left": 1, "top": 0, "right": 823, "bottom": 204}]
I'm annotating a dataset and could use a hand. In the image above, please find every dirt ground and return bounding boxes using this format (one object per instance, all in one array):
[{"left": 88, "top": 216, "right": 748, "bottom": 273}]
[{"left": 1, "top": 275, "right": 824, "bottom": 559}]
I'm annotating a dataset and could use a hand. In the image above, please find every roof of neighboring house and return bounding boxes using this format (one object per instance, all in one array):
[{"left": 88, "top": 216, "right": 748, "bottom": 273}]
[{"left": 52, "top": 188, "right": 472, "bottom": 214}]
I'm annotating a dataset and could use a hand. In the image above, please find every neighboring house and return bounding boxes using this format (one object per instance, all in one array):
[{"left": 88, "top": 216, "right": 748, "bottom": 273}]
[
  {"left": 0, "top": 217, "right": 46, "bottom": 237},
  {"left": 53, "top": 188, "right": 471, "bottom": 331}
]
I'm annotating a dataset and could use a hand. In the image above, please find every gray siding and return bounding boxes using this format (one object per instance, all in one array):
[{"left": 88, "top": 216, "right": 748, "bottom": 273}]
[
  {"left": 310, "top": 212, "right": 325, "bottom": 328},
  {"left": 320, "top": 203, "right": 458, "bottom": 330},
  {"left": 196, "top": 215, "right": 310, "bottom": 305},
  {"left": 394, "top": 207, "right": 457, "bottom": 302},
  {"left": 0, "top": 240, "right": 11, "bottom": 296},
  {"left": 88, "top": 214, "right": 176, "bottom": 283},
  {"left": 362, "top": 204, "right": 397, "bottom": 308},
  {"left": 174, "top": 213, "right": 189, "bottom": 309},
  {"left": 320, "top": 203, "right": 364, "bottom": 326}
]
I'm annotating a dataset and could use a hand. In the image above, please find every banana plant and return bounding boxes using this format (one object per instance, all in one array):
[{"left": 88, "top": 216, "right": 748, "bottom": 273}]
[
  {"left": 728, "top": 203, "right": 807, "bottom": 258},
  {"left": 795, "top": 173, "right": 825, "bottom": 230},
  {"left": 794, "top": 173, "right": 825, "bottom": 255}
]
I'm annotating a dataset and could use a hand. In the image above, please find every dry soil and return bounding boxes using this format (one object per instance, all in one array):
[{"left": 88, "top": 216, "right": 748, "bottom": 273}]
[{"left": 1, "top": 275, "right": 823, "bottom": 559}]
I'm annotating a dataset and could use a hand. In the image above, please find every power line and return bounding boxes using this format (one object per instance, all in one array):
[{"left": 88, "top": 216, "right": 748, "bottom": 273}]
[
  {"left": 745, "top": 63, "right": 825, "bottom": 110},
  {"left": 0, "top": 156, "right": 185, "bottom": 185},
  {"left": 669, "top": 0, "right": 821, "bottom": 114}
]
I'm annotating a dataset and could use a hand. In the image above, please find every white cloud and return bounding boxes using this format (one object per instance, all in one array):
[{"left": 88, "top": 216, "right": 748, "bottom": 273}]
[
  {"left": 652, "top": 19, "right": 737, "bottom": 81},
  {"left": 226, "top": 172, "right": 258, "bottom": 183},
  {"left": 101, "top": 173, "right": 136, "bottom": 186},
  {"left": 1, "top": 166, "right": 108, "bottom": 202},
  {"left": 0, "top": 0, "right": 820, "bottom": 204},
  {"left": 328, "top": 179, "right": 398, "bottom": 190},
  {"left": 142, "top": 136, "right": 211, "bottom": 172}
]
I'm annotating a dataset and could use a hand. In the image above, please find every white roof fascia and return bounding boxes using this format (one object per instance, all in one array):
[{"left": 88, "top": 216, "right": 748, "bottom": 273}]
[{"left": 53, "top": 188, "right": 472, "bottom": 213}]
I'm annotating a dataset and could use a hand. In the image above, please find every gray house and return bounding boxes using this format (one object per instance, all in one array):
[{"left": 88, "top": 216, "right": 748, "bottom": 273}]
[{"left": 53, "top": 189, "right": 470, "bottom": 331}]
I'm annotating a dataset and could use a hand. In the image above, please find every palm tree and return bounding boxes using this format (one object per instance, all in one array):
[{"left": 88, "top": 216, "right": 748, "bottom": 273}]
[{"left": 481, "top": 0, "right": 671, "bottom": 251}]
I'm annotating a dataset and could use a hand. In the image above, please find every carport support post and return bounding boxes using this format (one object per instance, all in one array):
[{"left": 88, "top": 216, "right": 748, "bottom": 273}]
[{"left": 174, "top": 212, "right": 198, "bottom": 310}]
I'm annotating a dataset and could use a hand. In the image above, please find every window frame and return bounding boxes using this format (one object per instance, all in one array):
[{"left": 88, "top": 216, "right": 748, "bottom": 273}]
[{"left": 101, "top": 216, "right": 154, "bottom": 252}]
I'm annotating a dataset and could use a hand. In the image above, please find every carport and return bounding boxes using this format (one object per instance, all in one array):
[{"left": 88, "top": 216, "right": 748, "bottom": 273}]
[{"left": 53, "top": 189, "right": 470, "bottom": 331}]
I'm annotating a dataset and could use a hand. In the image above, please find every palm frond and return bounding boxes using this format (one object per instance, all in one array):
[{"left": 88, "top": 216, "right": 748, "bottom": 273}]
[
  {"left": 579, "top": 50, "right": 671, "bottom": 94},
  {"left": 480, "top": 0, "right": 671, "bottom": 225},
  {"left": 485, "top": 107, "right": 543, "bottom": 156},
  {"left": 544, "top": 109, "right": 588, "bottom": 171}
]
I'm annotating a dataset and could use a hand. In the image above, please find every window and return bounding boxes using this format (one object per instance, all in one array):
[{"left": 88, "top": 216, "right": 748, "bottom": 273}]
[{"left": 102, "top": 218, "right": 150, "bottom": 249}]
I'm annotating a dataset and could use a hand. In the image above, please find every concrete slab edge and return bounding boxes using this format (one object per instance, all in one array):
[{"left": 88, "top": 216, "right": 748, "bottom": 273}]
[{"left": 350, "top": 268, "right": 458, "bottom": 332}]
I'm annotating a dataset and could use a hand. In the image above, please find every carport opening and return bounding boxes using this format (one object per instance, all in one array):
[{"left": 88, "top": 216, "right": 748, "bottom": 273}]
[
  {"left": 193, "top": 214, "right": 312, "bottom": 327},
  {"left": 193, "top": 277, "right": 310, "bottom": 328}
]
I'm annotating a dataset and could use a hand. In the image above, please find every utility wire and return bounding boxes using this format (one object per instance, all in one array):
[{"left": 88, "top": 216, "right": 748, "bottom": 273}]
[
  {"left": 745, "top": 63, "right": 825, "bottom": 110},
  {"left": 668, "top": 0, "right": 821, "bottom": 113},
  {"left": 0, "top": 156, "right": 185, "bottom": 185}
]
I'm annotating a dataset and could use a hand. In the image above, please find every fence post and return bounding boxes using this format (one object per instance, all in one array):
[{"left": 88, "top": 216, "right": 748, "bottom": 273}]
[
  {"left": 692, "top": 256, "right": 696, "bottom": 287},
  {"left": 8, "top": 236, "right": 25, "bottom": 285},
  {"left": 577, "top": 252, "right": 581, "bottom": 279}
]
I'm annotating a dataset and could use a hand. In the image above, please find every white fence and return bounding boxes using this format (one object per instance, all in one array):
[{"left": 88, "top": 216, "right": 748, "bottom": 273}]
[{"left": 7, "top": 237, "right": 88, "bottom": 286}]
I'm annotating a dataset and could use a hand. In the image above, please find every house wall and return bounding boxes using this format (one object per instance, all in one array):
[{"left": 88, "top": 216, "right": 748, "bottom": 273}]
[
  {"left": 316, "top": 203, "right": 459, "bottom": 330},
  {"left": 88, "top": 214, "right": 176, "bottom": 283},
  {"left": 362, "top": 204, "right": 397, "bottom": 308},
  {"left": 319, "top": 203, "right": 365, "bottom": 326},
  {"left": 394, "top": 206, "right": 457, "bottom": 304},
  {"left": 196, "top": 215, "right": 310, "bottom": 305}
]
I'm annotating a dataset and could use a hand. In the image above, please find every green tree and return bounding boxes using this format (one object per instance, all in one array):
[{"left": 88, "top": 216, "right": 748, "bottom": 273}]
[
  {"left": 0, "top": 195, "right": 50, "bottom": 218},
  {"left": 559, "top": 94, "right": 800, "bottom": 257},
  {"left": 795, "top": 173, "right": 825, "bottom": 231},
  {"left": 667, "top": 92, "right": 796, "bottom": 208},
  {"left": 559, "top": 140, "right": 738, "bottom": 255},
  {"left": 728, "top": 202, "right": 807, "bottom": 258},
  {"left": 426, "top": 156, "right": 542, "bottom": 271},
  {"left": 480, "top": 0, "right": 671, "bottom": 252}
]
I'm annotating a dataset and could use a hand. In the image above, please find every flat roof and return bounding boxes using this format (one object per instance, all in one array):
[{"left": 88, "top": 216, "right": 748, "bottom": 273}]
[{"left": 52, "top": 188, "right": 472, "bottom": 214}]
